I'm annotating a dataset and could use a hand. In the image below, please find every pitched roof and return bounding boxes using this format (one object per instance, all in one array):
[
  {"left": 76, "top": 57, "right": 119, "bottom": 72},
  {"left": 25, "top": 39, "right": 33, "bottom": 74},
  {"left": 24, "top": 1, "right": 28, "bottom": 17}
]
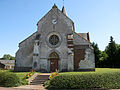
[
  {"left": 0, "top": 60, "right": 15, "bottom": 64},
  {"left": 78, "top": 32, "right": 90, "bottom": 41},
  {"left": 73, "top": 31, "right": 90, "bottom": 43},
  {"left": 37, "top": 4, "right": 74, "bottom": 27},
  {"left": 19, "top": 31, "right": 37, "bottom": 45}
]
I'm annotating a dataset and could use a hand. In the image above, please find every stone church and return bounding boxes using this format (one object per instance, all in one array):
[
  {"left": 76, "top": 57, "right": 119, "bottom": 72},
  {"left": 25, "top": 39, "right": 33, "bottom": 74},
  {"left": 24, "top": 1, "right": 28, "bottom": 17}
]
[{"left": 14, "top": 4, "right": 95, "bottom": 72}]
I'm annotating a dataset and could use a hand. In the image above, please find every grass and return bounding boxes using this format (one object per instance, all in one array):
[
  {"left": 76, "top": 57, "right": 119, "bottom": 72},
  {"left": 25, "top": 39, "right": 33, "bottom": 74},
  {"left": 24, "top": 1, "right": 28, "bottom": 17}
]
[
  {"left": 0, "top": 69, "right": 31, "bottom": 86},
  {"left": 60, "top": 68, "right": 120, "bottom": 75},
  {"left": 14, "top": 72, "right": 29, "bottom": 80},
  {"left": 0, "top": 70, "right": 29, "bottom": 80}
]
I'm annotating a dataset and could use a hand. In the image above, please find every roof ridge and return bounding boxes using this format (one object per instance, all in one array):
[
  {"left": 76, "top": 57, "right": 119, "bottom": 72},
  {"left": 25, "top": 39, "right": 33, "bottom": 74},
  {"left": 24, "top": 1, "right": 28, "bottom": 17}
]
[{"left": 73, "top": 31, "right": 90, "bottom": 43}]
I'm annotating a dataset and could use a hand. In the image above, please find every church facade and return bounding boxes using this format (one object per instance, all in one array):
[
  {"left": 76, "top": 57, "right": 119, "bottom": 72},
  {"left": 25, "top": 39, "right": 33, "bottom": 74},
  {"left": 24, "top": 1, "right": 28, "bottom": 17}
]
[{"left": 14, "top": 5, "right": 95, "bottom": 72}]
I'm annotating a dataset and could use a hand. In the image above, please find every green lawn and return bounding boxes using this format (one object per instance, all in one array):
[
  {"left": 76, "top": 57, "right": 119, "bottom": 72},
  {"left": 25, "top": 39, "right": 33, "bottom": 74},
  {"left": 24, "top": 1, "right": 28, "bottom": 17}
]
[
  {"left": 0, "top": 70, "right": 28, "bottom": 80},
  {"left": 1, "top": 68, "right": 120, "bottom": 77},
  {"left": 14, "top": 72, "right": 29, "bottom": 79},
  {"left": 60, "top": 68, "right": 120, "bottom": 75}
]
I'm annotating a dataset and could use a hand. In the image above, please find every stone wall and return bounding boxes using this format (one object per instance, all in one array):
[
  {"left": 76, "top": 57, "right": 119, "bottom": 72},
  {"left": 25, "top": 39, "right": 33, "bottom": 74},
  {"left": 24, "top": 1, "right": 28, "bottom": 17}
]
[
  {"left": 15, "top": 32, "right": 37, "bottom": 69},
  {"left": 73, "top": 32, "right": 95, "bottom": 71},
  {"left": 14, "top": 67, "right": 32, "bottom": 72},
  {"left": 36, "top": 6, "right": 74, "bottom": 72},
  {"left": 79, "top": 48, "right": 95, "bottom": 69}
]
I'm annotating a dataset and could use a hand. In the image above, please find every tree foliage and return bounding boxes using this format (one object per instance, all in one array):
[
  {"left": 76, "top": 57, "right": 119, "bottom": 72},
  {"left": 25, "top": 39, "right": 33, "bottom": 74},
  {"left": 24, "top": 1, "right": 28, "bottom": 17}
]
[
  {"left": 92, "top": 36, "right": 120, "bottom": 68},
  {"left": 91, "top": 42, "right": 101, "bottom": 67},
  {"left": 105, "top": 36, "right": 119, "bottom": 67},
  {"left": 0, "top": 54, "right": 15, "bottom": 60}
]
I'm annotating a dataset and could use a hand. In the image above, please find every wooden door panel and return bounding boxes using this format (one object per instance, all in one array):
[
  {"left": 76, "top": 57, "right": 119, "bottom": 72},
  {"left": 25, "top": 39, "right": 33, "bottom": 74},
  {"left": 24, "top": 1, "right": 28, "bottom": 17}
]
[{"left": 50, "top": 59, "right": 58, "bottom": 72}]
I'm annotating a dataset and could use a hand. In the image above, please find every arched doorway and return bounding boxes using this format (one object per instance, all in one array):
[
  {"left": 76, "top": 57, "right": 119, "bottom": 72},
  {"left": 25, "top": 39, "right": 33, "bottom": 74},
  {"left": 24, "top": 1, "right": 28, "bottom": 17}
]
[{"left": 49, "top": 52, "right": 59, "bottom": 72}]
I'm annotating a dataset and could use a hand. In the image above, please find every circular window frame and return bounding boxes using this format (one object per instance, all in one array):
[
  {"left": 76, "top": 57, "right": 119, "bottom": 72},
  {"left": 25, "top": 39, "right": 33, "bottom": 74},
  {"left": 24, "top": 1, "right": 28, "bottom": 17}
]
[
  {"left": 49, "top": 35, "right": 59, "bottom": 46},
  {"left": 46, "top": 32, "right": 62, "bottom": 48}
]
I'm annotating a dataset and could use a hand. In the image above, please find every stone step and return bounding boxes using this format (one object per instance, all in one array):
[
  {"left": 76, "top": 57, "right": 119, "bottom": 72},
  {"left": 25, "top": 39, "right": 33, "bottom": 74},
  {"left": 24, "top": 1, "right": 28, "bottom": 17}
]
[
  {"left": 35, "top": 77, "right": 48, "bottom": 79},
  {"left": 30, "top": 82, "right": 44, "bottom": 85},
  {"left": 34, "top": 78, "right": 48, "bottom": 80},
  {"left": 31, "top": 80, "right": 46, "bottom": 82},
  {"left": 30, "top": 74, "right": 50, "bottom": 85},
  {"left": 30, "top": 81, "right": 46, "bottom": 85},
  {"left": 35, "top": 75, "right": 49, "bottom": 78},
  {"left": 36, "top": 75, "right": 49, "bottom": 77},
  {"left": 32, "top": 79, "right": 47, "bottom": 81}
]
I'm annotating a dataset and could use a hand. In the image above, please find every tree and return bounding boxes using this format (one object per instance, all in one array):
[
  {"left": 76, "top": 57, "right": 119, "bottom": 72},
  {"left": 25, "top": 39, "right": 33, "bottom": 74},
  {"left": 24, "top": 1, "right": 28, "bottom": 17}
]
[
  {"left": 92, "top": 36, "right": 120, "bottom": 68},
  {"left": 0, "top": 54, "right": 15, "bottom": 60},
  {"left": 99, "top": 51, "right": 108, "bottom": 67},
  {"left": 92, "top": 42, "right": 101, "bottom": 67},
  {"left": 115, "top": 45, "right": 120, "bottom": 67},
  {"left": 105, "top": 36, "right": 118, "bottom": 67}
]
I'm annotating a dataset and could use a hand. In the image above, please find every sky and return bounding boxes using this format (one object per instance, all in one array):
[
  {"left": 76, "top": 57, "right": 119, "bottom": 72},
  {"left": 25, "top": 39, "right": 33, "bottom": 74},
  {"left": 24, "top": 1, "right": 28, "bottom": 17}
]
[{"left": 0, "top": 0, "right": 120, "bottom": 57}]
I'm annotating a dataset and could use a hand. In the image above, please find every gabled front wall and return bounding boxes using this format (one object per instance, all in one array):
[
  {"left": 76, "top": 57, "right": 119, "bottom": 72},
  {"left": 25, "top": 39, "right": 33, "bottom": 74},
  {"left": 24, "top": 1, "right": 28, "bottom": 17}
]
[{"left": 34, "top": 7, "right": 74, "bottom": 72}]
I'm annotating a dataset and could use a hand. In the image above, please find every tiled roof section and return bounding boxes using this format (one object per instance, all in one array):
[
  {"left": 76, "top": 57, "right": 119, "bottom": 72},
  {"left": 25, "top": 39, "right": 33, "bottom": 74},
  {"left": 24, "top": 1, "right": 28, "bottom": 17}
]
[
  {"left": 0, "top": 60, "right": 15, "bottom": 64},
  {"left": 78, "top": 32, "right": 90, "bottom": 42},
  {"left": 73, "top": 32, "right": 90, "bottom": 43},
  {"left": 19, "top": 31, "right": 37, "bottom": 45}
]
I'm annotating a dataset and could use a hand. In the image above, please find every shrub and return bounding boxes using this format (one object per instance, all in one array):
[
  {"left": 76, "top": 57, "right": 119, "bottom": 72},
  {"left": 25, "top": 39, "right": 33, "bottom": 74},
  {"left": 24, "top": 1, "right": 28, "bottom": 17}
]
[
  {"left": 22, "top": 71, "right": 35, "bottom": 80},
  {"left": 45, "top": 72, "right": 120, "bottom": 89},
  {"left": 21, "top": 79, "right": 28, "bottom": 85},
  {"left": 0, "top": 72, "right": 21, "bottom": 87},
  {"left": 21, "top": 71, "right": 35, "bottom": 85},
  {"left": 49, "top": 70, "right": 59, "bottom": 80}
]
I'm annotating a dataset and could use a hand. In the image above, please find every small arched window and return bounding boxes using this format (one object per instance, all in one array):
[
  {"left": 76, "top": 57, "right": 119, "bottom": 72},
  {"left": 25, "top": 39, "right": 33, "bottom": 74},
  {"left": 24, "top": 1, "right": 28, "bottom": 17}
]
[{"left": 34, "top": 62, "right": 37, "bottom": 68}]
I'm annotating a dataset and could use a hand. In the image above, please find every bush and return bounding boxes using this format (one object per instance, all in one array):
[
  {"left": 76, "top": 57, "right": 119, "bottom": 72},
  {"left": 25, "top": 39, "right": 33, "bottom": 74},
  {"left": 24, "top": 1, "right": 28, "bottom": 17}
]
[
  {"left": 0, "top": 72, "right": 21, "bottom": 87},
  {"left": 49, "top": 70, "right": 59, "bottom": 80},
  {"left": 22, "top": 71, "right": 35, "bottom": 80},
  {"left": 21, "top": 79, "right": 28, "bottom": 85},
  {"left": 45, "top": 72, "right": 120, "bottom": 89},
  {"left": 21, "top": 71, "right": 35, "bottom": 85}
]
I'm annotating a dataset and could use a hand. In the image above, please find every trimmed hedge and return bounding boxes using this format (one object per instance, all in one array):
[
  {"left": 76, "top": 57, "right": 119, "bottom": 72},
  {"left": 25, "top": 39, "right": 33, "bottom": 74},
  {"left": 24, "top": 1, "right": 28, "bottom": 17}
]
[
  {"left": 0, "top": 72, "right": 21, "bottom": 87},
  {"left": 45, "top": 72, "right": 120, "bottom": 89}
]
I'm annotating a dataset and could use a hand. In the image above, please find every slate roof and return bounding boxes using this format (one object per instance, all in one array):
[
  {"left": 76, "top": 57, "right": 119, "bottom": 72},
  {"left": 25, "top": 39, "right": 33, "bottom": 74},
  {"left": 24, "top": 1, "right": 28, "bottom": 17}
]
[
  {"left": 78, "top": 33, "right": 90, "bottom": 41},
  {"left": 0, "top": 60, "right": 15, "bottom": 64}
]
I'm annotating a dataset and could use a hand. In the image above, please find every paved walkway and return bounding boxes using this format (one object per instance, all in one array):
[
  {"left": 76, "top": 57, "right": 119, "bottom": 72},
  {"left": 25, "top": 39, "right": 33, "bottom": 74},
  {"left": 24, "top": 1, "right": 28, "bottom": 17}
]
[
  {"left": 14, "top": 85, "right": 45, "bottom": 90},
  {"left": 0, "top": 87, "right": 23, "bottom": 90},
  {"left": 14, "top": 73, "right": 51, "bottom": 90}
]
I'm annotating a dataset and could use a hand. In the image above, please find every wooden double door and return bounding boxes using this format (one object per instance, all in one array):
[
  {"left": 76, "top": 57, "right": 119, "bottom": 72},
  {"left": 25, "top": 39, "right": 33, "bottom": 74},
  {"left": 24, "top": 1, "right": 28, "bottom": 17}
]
[{"left": 50, "top": 58, "right": 58, "bottom": 72}]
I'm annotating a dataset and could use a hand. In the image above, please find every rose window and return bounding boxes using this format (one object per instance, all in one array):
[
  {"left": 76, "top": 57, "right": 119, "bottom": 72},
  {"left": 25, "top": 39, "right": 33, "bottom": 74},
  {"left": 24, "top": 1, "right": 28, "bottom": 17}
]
[{"left": 49, "top": 35, "right": 59, "bottom": 45}]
